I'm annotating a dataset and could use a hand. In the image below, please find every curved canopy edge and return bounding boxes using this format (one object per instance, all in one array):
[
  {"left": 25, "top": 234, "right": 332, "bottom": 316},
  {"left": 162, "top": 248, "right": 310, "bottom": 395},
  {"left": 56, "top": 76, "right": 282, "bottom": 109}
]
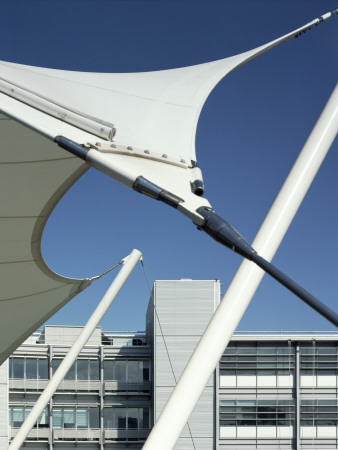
[{"left": 0, "top": 106, "right": 93, "bottom": 364}]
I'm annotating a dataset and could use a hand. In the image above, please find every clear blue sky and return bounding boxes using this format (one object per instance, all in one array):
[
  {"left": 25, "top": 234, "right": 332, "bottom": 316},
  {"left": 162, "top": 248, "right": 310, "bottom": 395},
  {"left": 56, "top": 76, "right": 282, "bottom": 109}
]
[{"left": 1, "top": 0, "right": 337, "bottom": 332}]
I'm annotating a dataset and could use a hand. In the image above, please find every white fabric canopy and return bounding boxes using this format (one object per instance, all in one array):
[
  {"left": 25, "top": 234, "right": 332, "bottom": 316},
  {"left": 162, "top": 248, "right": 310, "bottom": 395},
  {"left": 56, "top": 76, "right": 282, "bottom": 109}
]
[
  {"left": 0, "top": 14, "right": 322, "bottom": 364},
  {"left": 0, "top": 19, "right": 309, "bottom": 164},
  {"left": 0, "top": 111, "right": 92, "bottom": 363}
]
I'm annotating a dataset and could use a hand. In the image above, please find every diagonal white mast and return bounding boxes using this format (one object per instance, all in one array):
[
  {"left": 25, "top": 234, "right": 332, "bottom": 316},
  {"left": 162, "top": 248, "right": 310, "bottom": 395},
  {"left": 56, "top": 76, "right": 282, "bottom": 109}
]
[
  {"left": 142, "top": 83, "right": 338, "bottom": 449},
  {"left": 8, "top": 249, "right": 142, "bottom": 450}
]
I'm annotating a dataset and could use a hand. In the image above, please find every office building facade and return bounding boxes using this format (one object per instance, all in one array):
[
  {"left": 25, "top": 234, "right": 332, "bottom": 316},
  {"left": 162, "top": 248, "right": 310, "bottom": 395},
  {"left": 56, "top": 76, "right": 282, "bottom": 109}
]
[{"left": 1, "top": 279, "right": 337, "bottom": 449}]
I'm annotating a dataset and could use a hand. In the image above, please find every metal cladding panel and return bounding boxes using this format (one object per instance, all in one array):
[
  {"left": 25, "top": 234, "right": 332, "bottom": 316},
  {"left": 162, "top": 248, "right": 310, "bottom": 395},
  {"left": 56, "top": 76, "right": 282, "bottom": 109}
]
[
  {"left": 153, "top": 280, "right": 220, "bottom": 449},
  {"left": 156, "top": 387, "right": 214, "bottom": 438},
  {"left": 173, "top": 439, "right": 214, "bottom": 450},
  {"left": 156, "top": 336, "right": 214, "bottom": 386},
  {"left": 154, "top": 280, "right": 219, "bottom": 336}
]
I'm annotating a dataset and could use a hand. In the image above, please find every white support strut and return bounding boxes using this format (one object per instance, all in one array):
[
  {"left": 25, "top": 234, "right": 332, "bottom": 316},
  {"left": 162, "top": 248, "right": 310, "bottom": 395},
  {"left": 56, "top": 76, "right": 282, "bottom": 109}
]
[
  {"left": 143, "top": 85, "right": 338, "bottom": 450},
  {"left": 8, "top": 248, "right": 142, "bottom": 450}
]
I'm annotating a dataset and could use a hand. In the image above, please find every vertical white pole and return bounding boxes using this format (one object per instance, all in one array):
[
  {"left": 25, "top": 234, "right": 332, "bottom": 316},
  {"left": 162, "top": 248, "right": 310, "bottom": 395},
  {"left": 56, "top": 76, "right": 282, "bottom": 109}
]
[
  {"left": 9, "top": 249, "right": 142, "bottom": 450},
  {"left": 143, "top": 84, "right": 338, "bottom": 450}
]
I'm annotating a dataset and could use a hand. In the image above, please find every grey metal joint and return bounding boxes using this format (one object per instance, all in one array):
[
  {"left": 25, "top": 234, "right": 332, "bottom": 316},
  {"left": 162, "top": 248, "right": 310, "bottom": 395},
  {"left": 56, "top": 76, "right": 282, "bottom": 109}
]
[
  {"left": 133, "top": 176, "right": 183, "bottom": 209},
  {"left": 196, "top": 206, "right": 256, "bottom": 259},
  {"left": 55, "top": 136, "right": 88, "bottom": 161},
  {"left": 192, "top": 179, "right": 204, "bottom": 196}
]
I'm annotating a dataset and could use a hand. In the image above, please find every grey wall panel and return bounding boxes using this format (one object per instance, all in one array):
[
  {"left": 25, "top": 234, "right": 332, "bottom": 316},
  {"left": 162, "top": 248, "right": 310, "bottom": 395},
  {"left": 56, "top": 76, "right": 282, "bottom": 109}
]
[
  {"left": 156, "top": 386, "right": 214, "bottom": 437},
  {"left": 154, "top": 281, "right": 219, "bottom": 336},
  {"left": 152, "top": 280, "right": 220, "bottom": 450},
  {"left": 155, "top": 336, "right": 214, "bottom": 386},
  {"left": 174, "top": 438, "right": 214, "bottom": 450}
]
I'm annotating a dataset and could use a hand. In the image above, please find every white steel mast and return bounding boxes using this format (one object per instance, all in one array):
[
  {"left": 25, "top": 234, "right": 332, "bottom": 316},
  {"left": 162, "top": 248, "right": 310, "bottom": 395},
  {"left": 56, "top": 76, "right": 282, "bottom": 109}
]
[
  {"left": 142, "top": 84, "right": 338, "bottom": 449},
  {"left": 8, "top": 249, "right": 142, "bottom": 450}
]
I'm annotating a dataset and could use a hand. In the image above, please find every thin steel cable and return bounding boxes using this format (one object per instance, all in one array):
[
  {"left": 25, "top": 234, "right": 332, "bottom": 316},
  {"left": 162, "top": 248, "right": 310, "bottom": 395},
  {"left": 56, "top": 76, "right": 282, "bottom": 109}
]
[
  {"left": 89, "top": 260, "right": 124, "bottom": 281},
  {"left": 141, "top": 259, "right": 197, "bottom": 450}
]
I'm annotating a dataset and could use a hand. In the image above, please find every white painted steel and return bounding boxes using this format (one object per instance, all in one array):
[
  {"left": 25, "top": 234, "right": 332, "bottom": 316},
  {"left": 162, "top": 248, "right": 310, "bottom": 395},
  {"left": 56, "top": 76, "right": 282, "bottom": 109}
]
[
  {"left": 0, "top": 78, "right": 115, "bottom": 140},
  {"left": 8, "top": 249, "right": 142, "bottom": 450},
  {"left": 86, "top": 149, "right": 211, "bottom": 225},
  {"left": 142, "top": 85, "right": 338, "bottom": 450},
  {"left": 86, "top": 149, "right": 140, "bottom": 189}
]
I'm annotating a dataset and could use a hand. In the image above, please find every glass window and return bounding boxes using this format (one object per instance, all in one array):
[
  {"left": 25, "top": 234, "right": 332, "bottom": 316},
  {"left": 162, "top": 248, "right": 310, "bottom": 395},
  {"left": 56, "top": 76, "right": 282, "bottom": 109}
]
[
  {"left": 258, "top": 347, "right": 276, "bottom": 354},
  {"left": 238, "top": 369, "right": 256, "bottom": 375},
  {"left": 220, "top": 399, "right": 295, "bottom": 428},
  {"left": 89, "top": 360, "right": 99, "bottom": 380},
  {"left": 77, "top": 360, "right": 88, "bottom": 381},
  {"left": 63, "top": 408, "right": 75, "bottom": 428},
  {"left": 257, "top": 369, "right": 276, "bottom": 376},
  {"left": 300, "top": 399, "right": 338, "bottom": 426},
  {"left": 143, "top": 361, "right": 150, "bottom": 381},
  {"left": 240, "top": 356, "right": 256, "bottom": 362},
  {"left": 128, "top": 361, "right": 140, "bottom": 382},
  {"left": 26, "top": 359, "right": 37, "bottom": 379},
  {"left": 300, "top": 347, "right": 315, "bottom": 354},
  {"left": 25, "top": 407, "right": 32, "bottom": 421},
  {"left": 12, "top": 407, "right": 24, "bottom": 427},
  {"left": 238, "top": 400, "right": 256, "bottom": 406},
  {"left": 221, "top": 400, "right": 236, "bottom": 406},
  {"left": 13, "top": 358, "right": 24, "bottom": 379},
  {"left": 76, "top": 408, "right": 88, "bottom": 428},
  {"left": 115, "top": 360, "right": 126, "bottom": 381},
  {"left": 52, "top": 359, "right": 62, "bottom": 374},
  {"left": 224, "top": 346, "right": 236, "bottom": 354},
  {"left": 224, "top": 355, "right": 238, "bottom": 362},
  {"left": 117, "top": 408, "right": 126, "bottom": 429},
  {"left": 104, "top": 408, "right": 114, "bottom": 428},
  {"left": 38, "top": 408, "right": 49, "bottom": 428},
  {"left": 278, "top": 347, "right": 294, "bottom": 355},
  {"left": 8, "top": 359, "right": 13, "bottom": 378},
  {"left": 140, "top": 408, "right": 149, "bottom": 429},
  {"left": 220, "top": 345, "right": 295, "bottom": 373},
  {"left": 238, "top": 347, "right": 256, "bottom": 354},
  {"left": 52, "top": 407, "right": 99, "bottom": 429},
  {"left": 104, "top": 360, "right": 114, "bottom": 381},
  {"left": 318, "top": 400, "right": 337, "bottom": 406},
  {"left": 52, "top": 408, "right": 62, "bottom": 428},
  {"left": 38, "top": 359, "right": 48, "bottom": 379},
  {"left": 128, "top": 408, "right": 138, "bottom": 429},
  {"left": 103, "top": 407, "right": 147, "bottom": 430},
  {"left": 89, "top": 407, "right": 100, "bottom": 428},
  {"left": 65, "top": 362, "right": 76, "bottom": 380},
  {"left": 317, "top": 347, "right": 336, "bottom": 354}
]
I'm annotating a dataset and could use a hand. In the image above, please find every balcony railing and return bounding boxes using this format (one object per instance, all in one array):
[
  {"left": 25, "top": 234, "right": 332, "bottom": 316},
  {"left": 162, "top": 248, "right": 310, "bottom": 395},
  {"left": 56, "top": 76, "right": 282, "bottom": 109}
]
[
  {"left": 10, "top": 428, "right": 49, "bottom": 440},
  {"left": 53, "top": 428, "right": 100, "bottom": 441},
  {"left": 104, "top": 381, "right": 151, "bottom": 393},
  {"left": 9, "top": 379, "right": 101, "bottom": 392},
  {"left": 104, "top": 428, "right": 150, "bottom": 441},
  {"left": 9, "top": 379, "right": 49, "bottom": 391},
  {"left": 56, "top": 380, "right": 101, "bottom": 392}
]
